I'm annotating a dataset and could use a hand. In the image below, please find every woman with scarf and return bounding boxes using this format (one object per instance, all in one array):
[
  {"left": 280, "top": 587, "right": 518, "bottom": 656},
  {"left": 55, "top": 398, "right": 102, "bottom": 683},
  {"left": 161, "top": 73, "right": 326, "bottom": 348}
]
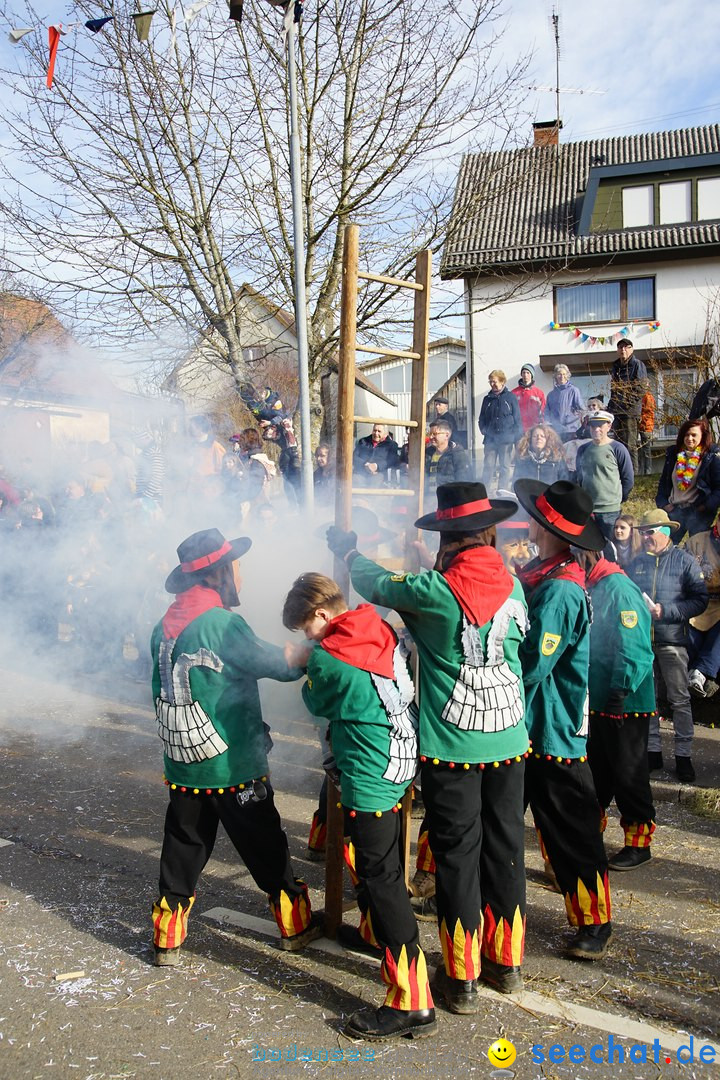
[
  {"left": 328, "top": 483, "right": 530, "bottom": 1013},
  {"left": 513, "top": 424, "right": 569, "bottom": 486},
  {"left": 283, "top": 573, "right": 431, "bottom": 1043},
  {"left": 611, "top": 514, "right": 642, "bottom": 569},
  {"left": 656, "top": 418, "right": 720, "bottom": 540}
]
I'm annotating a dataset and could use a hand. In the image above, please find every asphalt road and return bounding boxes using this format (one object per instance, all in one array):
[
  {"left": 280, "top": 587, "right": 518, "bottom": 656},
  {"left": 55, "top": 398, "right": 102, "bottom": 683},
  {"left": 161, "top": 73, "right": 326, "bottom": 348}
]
[{"left": 1, "top": 660, "right": 719, "bottom": 1080}]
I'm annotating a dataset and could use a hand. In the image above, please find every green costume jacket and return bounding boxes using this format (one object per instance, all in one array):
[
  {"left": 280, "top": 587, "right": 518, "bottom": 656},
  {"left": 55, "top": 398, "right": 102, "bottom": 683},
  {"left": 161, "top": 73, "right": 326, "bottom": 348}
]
[
  {"left": 302, "top": 635, "right": 418, "bottom": 813},
  {"left": 151, "top": 608, "right": 301, "bottom": 789},
  {"left": 586, "top": 562, "right": 656, "bottom": 716},
  {"left": 350, "top": 556, "right": 529, "bottom": 764},
  {"left": 519, "top": 556, "right": 590, "bottom": 759}
]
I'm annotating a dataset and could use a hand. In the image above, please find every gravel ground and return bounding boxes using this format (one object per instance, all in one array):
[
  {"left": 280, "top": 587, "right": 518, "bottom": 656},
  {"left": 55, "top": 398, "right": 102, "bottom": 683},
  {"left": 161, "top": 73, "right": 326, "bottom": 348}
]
[{"left": 1, "top": 661, "right": 719, "bottom": 1080}]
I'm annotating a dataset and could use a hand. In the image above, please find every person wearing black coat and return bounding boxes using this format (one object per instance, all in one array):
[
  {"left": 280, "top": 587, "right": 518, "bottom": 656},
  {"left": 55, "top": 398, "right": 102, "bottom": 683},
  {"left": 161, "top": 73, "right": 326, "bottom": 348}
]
[
  {"left": 479, "top": 370, "right": 522, "bottom": 492},
  {"left": 689, "top": 378, "right": 720, "bottom": 421},
  {"left": 607, "top": 339, "right": 647, "bottom": 473},
  {"left": 353, "top": 424, "right": 400, "bottom": 486},
  {"left": 655, "top": 418, "right": 720, "bottom": 540}
]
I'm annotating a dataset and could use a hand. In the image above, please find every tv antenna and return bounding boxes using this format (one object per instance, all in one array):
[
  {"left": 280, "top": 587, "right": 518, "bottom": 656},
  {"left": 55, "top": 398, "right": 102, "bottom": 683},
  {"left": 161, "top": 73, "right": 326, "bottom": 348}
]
[{"left": 525, "top": 7, "right": 606, "bottom": 136}]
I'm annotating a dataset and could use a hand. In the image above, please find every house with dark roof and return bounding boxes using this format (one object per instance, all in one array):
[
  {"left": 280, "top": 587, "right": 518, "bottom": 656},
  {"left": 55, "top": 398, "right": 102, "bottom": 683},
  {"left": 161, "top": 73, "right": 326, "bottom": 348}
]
[
  {"left": 441, "top": 123, "right": 720, "bottom": 452},
  {"left": 167, "top": 283, "right": 397, "bottom": 440}
]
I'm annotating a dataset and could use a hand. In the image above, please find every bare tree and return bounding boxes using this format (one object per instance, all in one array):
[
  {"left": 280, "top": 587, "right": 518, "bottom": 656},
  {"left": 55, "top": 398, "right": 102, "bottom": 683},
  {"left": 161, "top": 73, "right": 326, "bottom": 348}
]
[{"left": 0, "top": 0, "right": 528, "bottom": 420}]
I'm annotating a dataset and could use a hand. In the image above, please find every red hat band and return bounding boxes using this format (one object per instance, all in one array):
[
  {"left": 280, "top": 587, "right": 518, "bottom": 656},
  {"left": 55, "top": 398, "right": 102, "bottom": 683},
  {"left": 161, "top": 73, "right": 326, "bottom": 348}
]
[{"left": 535, "top": 493, "right": 585, "bottom": 536}]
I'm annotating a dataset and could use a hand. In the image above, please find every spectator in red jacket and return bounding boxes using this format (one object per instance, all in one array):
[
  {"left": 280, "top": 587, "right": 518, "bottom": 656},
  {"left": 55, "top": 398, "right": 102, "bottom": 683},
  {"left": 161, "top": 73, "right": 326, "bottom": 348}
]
[
  {"left": 512, "top": 364, "right": 546, "bottom": 432},
  {"left": 639, "top": 382, "right": 656, "bottom": 476}
]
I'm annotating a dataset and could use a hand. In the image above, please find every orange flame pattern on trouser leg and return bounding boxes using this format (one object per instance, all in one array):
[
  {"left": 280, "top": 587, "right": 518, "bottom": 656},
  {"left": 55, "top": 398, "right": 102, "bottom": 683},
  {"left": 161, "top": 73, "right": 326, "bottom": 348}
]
[
  {"left": 343, "top": 840, "right": 360, "bottom": 888},
  {"left": 152, "top": 895, "right": 195, "bottom": 949},
  {"left": 307, "top": 812, "right": 327, "bottom": 853},
  {"left": 535, "top": 826, "right": 550, "bottom": 862},
  {"left": 415, "top": 829, "right": 436, "bottom": 874},
  {"left": 382, "top": 944, "right": 433, "bottom": 1011},
  {"left": 565, "top": 871, "right": 612, "bottom": 927},
  {"left": 270, "top": 881, "right": 312, "bottom": 939},
  {"left": 439, "top": 916, "right": 481, "bottom": 981},
  {"left": 481, "top": 904, "right": 525, "bottom": 966},
  {"left": 622, "top": 819, "right": 655, "bottom": 848},
  {"left": 599, "top": 812, "right": 608, "bottom": 834},
  {"left": 358, "top": 906, "right": 379, "bottom": 948}
]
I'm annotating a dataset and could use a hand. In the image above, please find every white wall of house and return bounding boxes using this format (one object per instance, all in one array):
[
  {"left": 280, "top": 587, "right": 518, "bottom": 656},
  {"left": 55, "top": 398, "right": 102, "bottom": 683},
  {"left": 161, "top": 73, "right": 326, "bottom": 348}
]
[
  {"left": 464, "top": 256, "right": 720, "bottom": 452},
  {"left": 360, "top": 340, "right": 466, "bottom": 422}
]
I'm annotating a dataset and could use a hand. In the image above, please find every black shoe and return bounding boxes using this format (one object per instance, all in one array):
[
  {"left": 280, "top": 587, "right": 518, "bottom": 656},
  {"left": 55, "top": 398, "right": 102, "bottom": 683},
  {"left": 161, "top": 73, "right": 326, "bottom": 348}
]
[
  {"left": 336, "top": 924, "right": 383, "bottom": 958},
  {"left": 432, "top": 966, "right": 479, "bottom": 1014},
  {"left": 479, "top": 957, "right": 523, "bottom": 994},
  {"left": 566, "top": 922, "right": 613, "bottom": 960},
  {"left": 608, "top": 846, "right": 652, "bottom": 871},
  {"left": 410, "top": 894, "right": 437, "bottom": 922},
  {"left": 675, "top": 756, "right": 696, "bottom": 784},
  {"left": 344, "top": 1005, "right": 437, "bottom": 1042},
  {"left": 647, "top": 751, "right": 664, "bottom": 772},
  {"left": 279, "top": 914, "right": 324, "bottom": 952},
  {"left": 305, "top": 846, "right": 326, "bottom": 863},
  {"left": 154, "top": 945, "right": 181, "bottom": 967}
]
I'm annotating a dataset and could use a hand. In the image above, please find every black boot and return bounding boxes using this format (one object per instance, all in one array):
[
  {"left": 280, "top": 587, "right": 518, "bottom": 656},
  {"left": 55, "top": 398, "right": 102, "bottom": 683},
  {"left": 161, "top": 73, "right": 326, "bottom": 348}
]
[
  {"left": 432, "top": 966, "right": 479, "bottom": 1014},
  {"left": 479, "top": 957, "right": 523, "bottom": 994},
  {"left": 675, "top": 756, "right": 696, "bottom": 783},
  {"left": 647, "top": 751, "right": 664, "bottom": 772},
  {"left": 336, "top": 924, "right": 383, "bottom": 958},
  {"left": 344, "top": 1005, "right": 437, "bottom": 1041},
  {"left": 608, "top": 846, "right": 652, "bottom": 871},
  {"left": 566, "top": 922, "right": 613, "bottom": 960}
]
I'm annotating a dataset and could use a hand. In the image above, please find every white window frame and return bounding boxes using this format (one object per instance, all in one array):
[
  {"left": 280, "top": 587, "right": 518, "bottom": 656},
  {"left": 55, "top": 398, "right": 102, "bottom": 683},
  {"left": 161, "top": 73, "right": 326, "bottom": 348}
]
[{"left": 622, "top": 185, "right": 654, "bottom": 228}]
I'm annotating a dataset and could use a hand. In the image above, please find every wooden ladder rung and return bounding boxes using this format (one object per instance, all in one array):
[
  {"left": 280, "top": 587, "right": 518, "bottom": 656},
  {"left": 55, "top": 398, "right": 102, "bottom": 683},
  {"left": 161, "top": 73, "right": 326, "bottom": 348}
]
[
  {"left": 351, "top": 487, "right": 416, "bottom": 497},
  {"left": 357, "top": 270, "right": 424, "bottom": 292},
  {"left": 355, "top": 345, "right": 421, "bottom": 360},
  {"left": 353, "top": 415, "right": 418, "bottom": 427}
]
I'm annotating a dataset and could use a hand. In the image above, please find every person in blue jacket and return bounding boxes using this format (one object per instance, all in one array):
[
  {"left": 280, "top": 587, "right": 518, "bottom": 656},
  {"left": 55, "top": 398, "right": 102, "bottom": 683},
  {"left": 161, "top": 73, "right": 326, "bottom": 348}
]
[{"left": 479, "top": 370, "right": 522, "bottom": 492}]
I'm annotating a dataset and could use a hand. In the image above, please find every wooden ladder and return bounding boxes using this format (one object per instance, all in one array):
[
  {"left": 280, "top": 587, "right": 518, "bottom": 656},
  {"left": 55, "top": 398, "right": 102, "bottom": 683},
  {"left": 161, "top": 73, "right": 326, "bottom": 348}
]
[{"left": 323, "top": 223, "right": 431, "bottom": 938}]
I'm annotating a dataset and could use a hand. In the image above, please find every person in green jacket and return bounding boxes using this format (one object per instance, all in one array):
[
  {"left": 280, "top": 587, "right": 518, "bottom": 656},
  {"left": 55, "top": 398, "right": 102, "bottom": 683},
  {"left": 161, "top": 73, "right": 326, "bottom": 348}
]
[
  {"left": 514, "top": 479, "right": 613, "bottom": 960},
  {"left": 581, "top": 552, "right": 657, "bottom": 871},
  {"left": 150, "top": 528, "right": 319, "bottom": 965},
  {"left": 283, "top": 572, "right": 435, "bottom": 1042},
  {"left": 328, "top": 482, "right": 530, "bottom": 1013}
]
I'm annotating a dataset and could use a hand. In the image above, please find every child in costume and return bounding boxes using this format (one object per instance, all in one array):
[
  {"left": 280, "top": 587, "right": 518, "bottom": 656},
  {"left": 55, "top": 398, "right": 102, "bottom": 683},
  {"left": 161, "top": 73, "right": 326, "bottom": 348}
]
[
  {"left": 283, "top": 573, "right": 434, "bottom": 1042},
  {"left": 150, "top": 528, "right": 319, "bottom": 965},
  {"left": 581, "top": 550, "right": 656, "bottom": 870},
  {"left": 328, "top": 482, "right": 530, "bottom": 1014},
  {"left": 514, "top": 479, "right": 613, "bottom": 959}
]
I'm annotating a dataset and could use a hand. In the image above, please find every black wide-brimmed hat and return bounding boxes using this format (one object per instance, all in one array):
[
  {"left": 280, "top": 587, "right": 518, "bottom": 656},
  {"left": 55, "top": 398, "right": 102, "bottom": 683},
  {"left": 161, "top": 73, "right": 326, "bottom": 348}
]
[
  {"left": 415, "top": 481, "right": 517, "bottom": 533},
  {"left": 165, "top": 528, "right": 252, "bottom": 594},
  {"left": 514, "top": 479, "right": 605, "bottom": 551}
]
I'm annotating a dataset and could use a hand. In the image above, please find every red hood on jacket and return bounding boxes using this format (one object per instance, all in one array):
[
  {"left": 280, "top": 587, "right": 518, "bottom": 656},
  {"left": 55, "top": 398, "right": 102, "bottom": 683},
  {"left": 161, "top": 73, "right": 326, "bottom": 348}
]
[
  {"left": 321, "top": 604, "right": 396, "bottom": 678},
  {"left": 442, "top": 545, "right": 514, "bottom": 626}
]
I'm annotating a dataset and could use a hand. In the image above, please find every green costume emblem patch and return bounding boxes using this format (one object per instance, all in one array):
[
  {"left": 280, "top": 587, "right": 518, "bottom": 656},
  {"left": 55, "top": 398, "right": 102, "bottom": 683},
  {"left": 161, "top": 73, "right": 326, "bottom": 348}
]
[
  {"left": 620, "top": 610, "right": 638, "bottom": 629},
  {"left": 541, "top": 632, "right": 561, "bottom": 656}
]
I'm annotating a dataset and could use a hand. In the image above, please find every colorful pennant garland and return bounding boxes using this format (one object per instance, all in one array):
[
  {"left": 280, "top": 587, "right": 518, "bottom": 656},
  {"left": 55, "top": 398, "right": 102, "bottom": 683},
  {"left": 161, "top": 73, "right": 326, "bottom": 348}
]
[
  {"left": 547, "top": 320, "right": 661, "bottom": 347},
  {"left": 10, "top": 0, "right": 299, "bottom": 88}
]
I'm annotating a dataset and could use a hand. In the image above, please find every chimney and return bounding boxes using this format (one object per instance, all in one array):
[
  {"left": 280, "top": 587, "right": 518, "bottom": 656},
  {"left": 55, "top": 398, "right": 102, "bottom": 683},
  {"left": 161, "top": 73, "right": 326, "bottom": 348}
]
[{"left": 533, "top": 120, "right": 563, "bottom": 148}]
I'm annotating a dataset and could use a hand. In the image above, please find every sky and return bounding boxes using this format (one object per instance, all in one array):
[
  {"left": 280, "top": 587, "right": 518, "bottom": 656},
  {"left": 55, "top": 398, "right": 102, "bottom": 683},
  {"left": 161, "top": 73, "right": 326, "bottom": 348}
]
[
  {"left": 1, "top": 0, "right": 719, "bottom": 373},
  {"left": 429, "top": 0, "right": 720, "bottom": 341}
]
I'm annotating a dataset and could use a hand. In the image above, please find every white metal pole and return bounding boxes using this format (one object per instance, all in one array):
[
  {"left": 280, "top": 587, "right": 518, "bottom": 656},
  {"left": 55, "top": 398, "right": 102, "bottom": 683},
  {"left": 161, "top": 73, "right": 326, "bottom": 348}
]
[{"left": 286, "top": 15, "right": 314, "bottom": 512}]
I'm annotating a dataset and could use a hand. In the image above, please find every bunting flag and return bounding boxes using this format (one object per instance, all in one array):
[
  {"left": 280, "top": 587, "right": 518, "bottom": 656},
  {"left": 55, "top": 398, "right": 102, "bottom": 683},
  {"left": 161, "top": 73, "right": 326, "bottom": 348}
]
[
  {"left": 184, "top": 0, "right": 212, "bottom": 24},
  {"left": 548, "top": 320, "right": 661, "bottom": 346},
  {"left": 85, "top": 16, "right": 114, "bottom": 32},
  {"left": 9, "top": 27, "right": 34, "bottom": 43},
  {"left": 131, "top": 10, "right": 156, "bottom": 41},
  {"left": 47, "top": 25, "right": 62, "bottom": 88}
]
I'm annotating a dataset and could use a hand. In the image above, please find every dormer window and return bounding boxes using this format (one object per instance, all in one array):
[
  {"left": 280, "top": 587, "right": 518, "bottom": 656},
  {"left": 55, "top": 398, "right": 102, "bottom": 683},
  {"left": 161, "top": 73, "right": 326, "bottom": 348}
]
[
  {"left": 622, "top": 186, "right": 653, "bottom": 228},
  {"left": 659, "top": 181, "right": 691, "bottom": 224}
]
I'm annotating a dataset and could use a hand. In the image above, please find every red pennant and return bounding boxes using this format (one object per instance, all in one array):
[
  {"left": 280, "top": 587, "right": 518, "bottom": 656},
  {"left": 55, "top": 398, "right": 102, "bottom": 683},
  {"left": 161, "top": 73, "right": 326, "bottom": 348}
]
[{"left": 47, "top": 25, "right": 61, "bottom": 88}]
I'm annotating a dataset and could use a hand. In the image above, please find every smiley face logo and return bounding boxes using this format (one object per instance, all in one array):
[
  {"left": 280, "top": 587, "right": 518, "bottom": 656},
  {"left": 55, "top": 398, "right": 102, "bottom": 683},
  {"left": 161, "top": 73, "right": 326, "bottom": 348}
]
[{"left": 488, "top": 1039, "right": 517, "bottom": 1068}]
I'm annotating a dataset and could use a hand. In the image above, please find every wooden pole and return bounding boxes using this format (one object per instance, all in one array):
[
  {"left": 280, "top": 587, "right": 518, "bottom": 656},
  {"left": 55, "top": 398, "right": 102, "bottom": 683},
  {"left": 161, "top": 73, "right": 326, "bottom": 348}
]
[{"left": 324, "top": 223, "right": 359, "bottom": 939}]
